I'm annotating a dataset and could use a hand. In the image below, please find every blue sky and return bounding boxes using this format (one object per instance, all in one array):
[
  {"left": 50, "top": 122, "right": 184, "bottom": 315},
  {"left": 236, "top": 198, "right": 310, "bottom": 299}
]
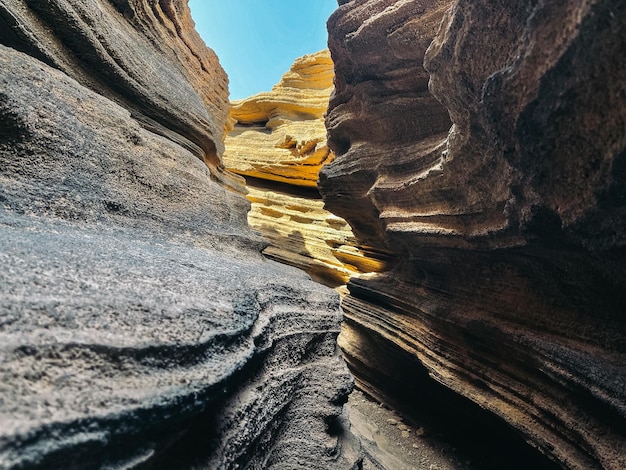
[{"left": 188, "top": 0, "right": 337, "bottom": 100}]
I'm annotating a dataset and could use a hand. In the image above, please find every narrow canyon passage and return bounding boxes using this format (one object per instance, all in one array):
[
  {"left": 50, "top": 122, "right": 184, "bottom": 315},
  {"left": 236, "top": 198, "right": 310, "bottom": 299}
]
[{"left": 220, "top": 40, "right": 562, "bottom": 470}]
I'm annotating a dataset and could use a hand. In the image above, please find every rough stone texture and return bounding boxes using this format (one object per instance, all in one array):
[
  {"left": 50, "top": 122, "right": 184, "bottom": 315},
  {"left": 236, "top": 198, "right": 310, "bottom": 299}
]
[
  {"left": 224, "top": 51, "right": 389, "bottom": 286},
  {"left": 225, "top": 50, "right": 334, "bottom": 188},
  {"left": 0, "top": 2, "right": 360, "bottom": 468},
  {"left": 321, "top": 1, "right": 626, "bottom": 469},
  {"left": 244, "top": 186, "right": 388, "bottom": 287},
  {"left": 0, "top": 0, "right": 237, "bottom": 188},
  {"left": 322, "top": 0, "right": 453, "bottom": 250}
]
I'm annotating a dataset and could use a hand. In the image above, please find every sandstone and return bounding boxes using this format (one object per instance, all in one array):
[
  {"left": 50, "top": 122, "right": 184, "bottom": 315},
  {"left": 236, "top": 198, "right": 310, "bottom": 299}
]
[
  {"left": 245, "top": 185, "right": 380, "bottom": 286},
  {"left": 224, "top": 50, "right": 390, "bottom": 287},
  {"left": 322, "top": 1, "right": 626, "bottom": 469},
  {"left": 225, "top": 50, "right": 334, "bottom": 188},
  {"left": 0, "top": 2, "right": 360, "bottom": 468}
]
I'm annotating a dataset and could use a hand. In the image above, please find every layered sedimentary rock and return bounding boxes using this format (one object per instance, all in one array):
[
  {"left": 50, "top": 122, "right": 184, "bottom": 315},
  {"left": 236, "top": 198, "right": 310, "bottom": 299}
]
[
  {"left": 226, "top": 51, "right": 334, "bottom": 188},
  {"left": 321, "top": 1, "right": 626, "bottom": 469},
  {"left": 244, "top": 185, "right": 387, "bottom": 287},
  {"left": 224, "top": 51, "right": 388, "bottom": 286},
  {"left": 0, "top": 2, "right": 359, "bottom": 468}
]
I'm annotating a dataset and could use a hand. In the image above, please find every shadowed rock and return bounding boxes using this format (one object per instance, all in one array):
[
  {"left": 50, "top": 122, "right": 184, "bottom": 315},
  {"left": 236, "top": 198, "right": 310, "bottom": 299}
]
[
  {"left": 0, "top": 1, "right": 360, "bottom": 468},
  {"left": 321, "top": 1, "right": 626, "bottom": 468}
]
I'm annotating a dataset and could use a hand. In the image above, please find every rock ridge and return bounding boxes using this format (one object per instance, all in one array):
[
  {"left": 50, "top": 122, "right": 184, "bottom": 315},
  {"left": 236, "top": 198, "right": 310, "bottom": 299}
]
[{"left": 226, "top": 50, "right": 334, "bottom": 188}]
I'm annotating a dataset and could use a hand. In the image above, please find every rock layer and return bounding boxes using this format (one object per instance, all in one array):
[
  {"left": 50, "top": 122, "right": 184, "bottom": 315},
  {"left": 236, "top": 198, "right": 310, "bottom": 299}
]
[
  {"left": 226, "top": 51, "right": 334, "bottom": 188},
  {"left": 0, "top": 0, "right": 236, "bottom": 187},
  {"left": 321, "top": 1, "right": 626, "bottom": 469},
  {"left": 0, "top": 2, "right": 359, "bottom": 468},
  {"left": 224, "top": 51, "right": 388, "bottom": 286},
  {"left": 244, "top": 185, "right": 387, "bottom": 287}
]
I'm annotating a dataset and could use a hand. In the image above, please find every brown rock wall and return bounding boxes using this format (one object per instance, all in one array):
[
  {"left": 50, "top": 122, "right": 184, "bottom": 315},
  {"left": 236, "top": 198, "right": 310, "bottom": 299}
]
[
  {"left": 322, "top": 0, "right": 626, "bottom": 468},
  {"left": 321, "top": 0, "right": 453, "bottom": 249},
  {"left": 424, "top": 0, "right": 626, "bottom": 250}
]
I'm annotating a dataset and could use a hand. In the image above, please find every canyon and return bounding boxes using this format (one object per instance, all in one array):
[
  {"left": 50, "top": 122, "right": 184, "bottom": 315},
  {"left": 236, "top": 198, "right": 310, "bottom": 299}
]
[
  {"left": 224, "top": 50, "right": 388, "bottom": 287},
  {"left": 0, "top": 0, "right": 625, "bottom": 469}
]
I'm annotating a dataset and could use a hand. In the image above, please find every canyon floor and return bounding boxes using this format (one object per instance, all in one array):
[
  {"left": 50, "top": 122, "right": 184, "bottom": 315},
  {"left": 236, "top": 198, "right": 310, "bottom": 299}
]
[
  {"left": 347, "top": 389, "right": 560, "bottom": 470},
  {"left": 348, "top": 390, "right": 472, "bottom": 470}
]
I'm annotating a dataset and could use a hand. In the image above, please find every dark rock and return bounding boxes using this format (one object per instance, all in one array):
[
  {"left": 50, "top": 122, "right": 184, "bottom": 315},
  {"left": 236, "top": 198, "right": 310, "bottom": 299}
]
[
  {"left": 0, "top": 1, "right": 360, "bottom": 468},
  {"left": 321, "top": 1, "right": 626, "bottom": 468}
]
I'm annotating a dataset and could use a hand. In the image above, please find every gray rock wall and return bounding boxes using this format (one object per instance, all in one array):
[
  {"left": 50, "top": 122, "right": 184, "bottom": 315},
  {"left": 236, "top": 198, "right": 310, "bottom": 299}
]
[{"left": 0, "top": 1, "right": 359, "bottom": 468}]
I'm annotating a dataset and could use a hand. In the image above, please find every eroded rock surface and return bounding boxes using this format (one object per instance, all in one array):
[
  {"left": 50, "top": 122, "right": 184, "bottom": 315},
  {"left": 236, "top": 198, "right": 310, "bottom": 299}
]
[
  {"left": 243, "top": 185, "right": 387, "bottom": 287},
  {"left": 0, "top": 2, "right": 359, "bottom": 468},
  {"left": 224, "top": 51, "right": 388, "bottom": 286},
  {"left": 321, "top": 1, "right": 626, "bottom": 468},
  {"left": 226, "top": 50, "right": 334, "bottom": 188}
]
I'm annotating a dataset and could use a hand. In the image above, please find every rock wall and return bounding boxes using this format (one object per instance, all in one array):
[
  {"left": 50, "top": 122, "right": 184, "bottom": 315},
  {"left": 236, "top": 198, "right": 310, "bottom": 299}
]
[
  {"left": 226, "top": 51, "right": 334, "bottom": 188},
  {"left": 321, "top": 1, "right": 626, "bottom": 469},
  {"left": 224, "top": 51, "right": 388, "bottom": 286},
  {"left": 0, "top": 2, "right": 359, "bottom": 468}
]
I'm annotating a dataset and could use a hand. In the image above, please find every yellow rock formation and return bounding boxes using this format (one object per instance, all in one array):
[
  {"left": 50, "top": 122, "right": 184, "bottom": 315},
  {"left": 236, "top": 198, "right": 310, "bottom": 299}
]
[
  {"left": 224, "top": 50, "right": 389, "bottom": 286},
  {"left": 246, "top": 186, "right": 388, "bottom": 286},
  {"left": 224, "top": 50, "right": 334, "bottom": 188}
]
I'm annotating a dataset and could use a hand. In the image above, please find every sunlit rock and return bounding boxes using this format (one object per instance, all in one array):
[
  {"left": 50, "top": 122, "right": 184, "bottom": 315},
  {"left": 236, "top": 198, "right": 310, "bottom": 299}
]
[
  {"left": 225, "top": 50, "right": 334, "bottom": 188},
  {"left": 245, "top": 186, "right": 389, "bottom": 286},
  {"left": 224, "top": 50, "right": 389, "bottom": 286}
]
